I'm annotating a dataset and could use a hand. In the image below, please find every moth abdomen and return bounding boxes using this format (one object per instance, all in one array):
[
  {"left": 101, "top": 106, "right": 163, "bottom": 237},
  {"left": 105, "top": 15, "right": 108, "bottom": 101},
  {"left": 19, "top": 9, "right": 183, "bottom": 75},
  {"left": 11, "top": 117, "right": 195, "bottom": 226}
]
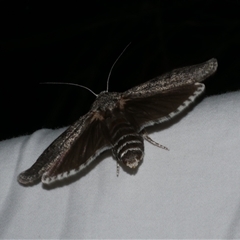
[
  {"left": 107, "top": 112, "right": 144, "bottom": 168},
  {"left": 114, "top": 133, "right": 144, "bottom": 168}
]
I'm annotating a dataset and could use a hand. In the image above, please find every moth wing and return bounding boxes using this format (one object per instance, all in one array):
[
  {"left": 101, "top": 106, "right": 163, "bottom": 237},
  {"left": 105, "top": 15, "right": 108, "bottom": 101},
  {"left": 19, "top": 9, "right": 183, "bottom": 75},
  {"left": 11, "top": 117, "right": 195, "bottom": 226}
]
[
  {"left": 122, "top": 83, "right": 205, "bottom": 131},
  {"left": 123, "top": 58, "right": 217, "bottom": 97},
  {"left": 18, "top": 114, "right": 111, "bottom": 185}
]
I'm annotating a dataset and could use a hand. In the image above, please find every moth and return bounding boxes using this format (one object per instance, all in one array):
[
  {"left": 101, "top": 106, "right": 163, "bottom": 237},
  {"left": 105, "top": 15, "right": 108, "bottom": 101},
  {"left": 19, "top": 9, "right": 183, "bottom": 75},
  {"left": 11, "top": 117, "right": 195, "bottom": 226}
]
[{"left": 18, "top": 57, "right": 218, "bottom": 185}]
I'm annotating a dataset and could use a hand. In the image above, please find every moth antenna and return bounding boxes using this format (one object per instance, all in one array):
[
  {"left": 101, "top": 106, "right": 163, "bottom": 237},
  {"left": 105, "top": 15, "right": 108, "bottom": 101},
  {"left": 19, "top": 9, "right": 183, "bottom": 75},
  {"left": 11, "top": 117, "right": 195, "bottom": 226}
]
[
  {"left": 40, "top": 82, "right": 98, "bottom": 97},
  {"left": 106, "top": 42, "right": 131, "bottom": 92}
]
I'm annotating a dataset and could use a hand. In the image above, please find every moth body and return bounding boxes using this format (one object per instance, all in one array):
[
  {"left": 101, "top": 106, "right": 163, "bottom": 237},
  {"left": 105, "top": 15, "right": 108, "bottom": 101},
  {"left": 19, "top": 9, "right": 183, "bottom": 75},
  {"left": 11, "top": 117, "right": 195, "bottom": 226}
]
[
  {"left": 90, "top": 92, "right": 144, "bottom": 168},
  {"left": 106, "top": 111, "right": 144, "bottom": 168}
]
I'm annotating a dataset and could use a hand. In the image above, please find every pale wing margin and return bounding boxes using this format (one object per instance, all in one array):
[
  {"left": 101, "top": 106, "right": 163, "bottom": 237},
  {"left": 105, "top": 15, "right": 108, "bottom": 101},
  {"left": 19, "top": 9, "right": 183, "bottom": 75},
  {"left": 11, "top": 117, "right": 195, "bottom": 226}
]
[
  {"left": 122, "top": 83, "right": 205, "bottom": 132},
  {"left": 18, "top": 113, "right": 111, "bottom": 185}
]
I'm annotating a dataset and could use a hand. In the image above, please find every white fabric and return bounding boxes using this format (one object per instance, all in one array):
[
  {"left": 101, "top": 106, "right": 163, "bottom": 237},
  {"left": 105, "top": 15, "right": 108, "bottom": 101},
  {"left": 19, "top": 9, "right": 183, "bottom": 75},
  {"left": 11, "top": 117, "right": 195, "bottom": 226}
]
[{"left": 0, "top": 91, "right": 240, "bottom": 238}]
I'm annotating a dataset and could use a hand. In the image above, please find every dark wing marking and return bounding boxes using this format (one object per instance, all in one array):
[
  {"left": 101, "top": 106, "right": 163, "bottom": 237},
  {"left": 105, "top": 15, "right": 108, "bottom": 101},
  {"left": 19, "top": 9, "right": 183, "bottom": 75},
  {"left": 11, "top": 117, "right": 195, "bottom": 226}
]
[
  {"left": 18, "top": 113, "right": 111, "bottom": 185},
  {"left": 122, "top": 83, "right": 205, "bottom": 131}
]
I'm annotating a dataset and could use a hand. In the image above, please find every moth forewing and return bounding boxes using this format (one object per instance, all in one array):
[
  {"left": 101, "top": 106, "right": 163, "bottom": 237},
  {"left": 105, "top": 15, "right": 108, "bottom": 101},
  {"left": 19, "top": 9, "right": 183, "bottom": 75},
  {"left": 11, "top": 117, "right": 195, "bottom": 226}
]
[
  {"left": 18, "top": 58, "right": 218, "bottom": 185},
  {"left": 123, "top": 58, "right": 217, "bottom": 97}
]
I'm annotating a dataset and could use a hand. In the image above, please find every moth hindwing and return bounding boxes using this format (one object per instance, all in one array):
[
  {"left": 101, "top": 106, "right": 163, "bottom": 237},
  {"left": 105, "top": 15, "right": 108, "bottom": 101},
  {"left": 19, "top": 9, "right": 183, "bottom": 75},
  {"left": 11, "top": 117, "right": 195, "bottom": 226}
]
[{"left": 18, "top": 58, "right": 218, "bottom": 185}]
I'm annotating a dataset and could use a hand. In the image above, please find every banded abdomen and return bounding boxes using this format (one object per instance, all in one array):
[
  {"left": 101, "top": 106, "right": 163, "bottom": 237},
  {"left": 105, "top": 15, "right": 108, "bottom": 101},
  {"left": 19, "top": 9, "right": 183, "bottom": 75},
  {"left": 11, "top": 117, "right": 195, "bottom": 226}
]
[{"left": 106, "top": 111, "right": 144, "bottom": 168}]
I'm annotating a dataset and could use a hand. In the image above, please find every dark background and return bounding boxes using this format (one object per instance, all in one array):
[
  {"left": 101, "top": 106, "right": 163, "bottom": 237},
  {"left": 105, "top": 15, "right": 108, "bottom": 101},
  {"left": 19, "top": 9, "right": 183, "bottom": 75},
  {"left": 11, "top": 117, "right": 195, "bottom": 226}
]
[{"left": 1, "top": 1, "right": 239, "bottom": 141}]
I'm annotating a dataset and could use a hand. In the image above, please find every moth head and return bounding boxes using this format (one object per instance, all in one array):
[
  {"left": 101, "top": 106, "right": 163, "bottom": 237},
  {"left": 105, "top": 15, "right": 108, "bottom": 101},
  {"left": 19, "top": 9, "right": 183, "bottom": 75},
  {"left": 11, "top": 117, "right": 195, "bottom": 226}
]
[{"left": 91, "top": 91, "right": 121, "bottom": 112}]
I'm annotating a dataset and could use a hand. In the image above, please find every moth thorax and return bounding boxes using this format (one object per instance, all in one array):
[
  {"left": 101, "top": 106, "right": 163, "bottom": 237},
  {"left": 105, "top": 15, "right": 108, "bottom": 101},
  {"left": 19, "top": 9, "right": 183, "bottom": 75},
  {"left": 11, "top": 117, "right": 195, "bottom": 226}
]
[
  {"left": 107, "top": 115, "right": 144, "bottom": 168},
  {"left": 92, "top": 91, "right": 120, "bottom": 112}
]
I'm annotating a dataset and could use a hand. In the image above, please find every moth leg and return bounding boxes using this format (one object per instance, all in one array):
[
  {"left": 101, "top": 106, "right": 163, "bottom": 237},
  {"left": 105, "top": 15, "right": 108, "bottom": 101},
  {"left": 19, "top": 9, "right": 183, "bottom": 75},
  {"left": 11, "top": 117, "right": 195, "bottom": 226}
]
[
  {"left": 142, "top": 132, "right": 169, "bottom": 151},
  {"left": 116, "top": 162, "right": 120, "bottom": 177}
]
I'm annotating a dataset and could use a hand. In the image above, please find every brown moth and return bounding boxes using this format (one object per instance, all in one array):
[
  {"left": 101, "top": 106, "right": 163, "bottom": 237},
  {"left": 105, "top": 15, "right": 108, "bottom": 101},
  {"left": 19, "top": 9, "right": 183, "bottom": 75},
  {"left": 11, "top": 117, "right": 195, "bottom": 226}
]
[{"left": 18, "top": 57, "right": 218, "bottom": 185}]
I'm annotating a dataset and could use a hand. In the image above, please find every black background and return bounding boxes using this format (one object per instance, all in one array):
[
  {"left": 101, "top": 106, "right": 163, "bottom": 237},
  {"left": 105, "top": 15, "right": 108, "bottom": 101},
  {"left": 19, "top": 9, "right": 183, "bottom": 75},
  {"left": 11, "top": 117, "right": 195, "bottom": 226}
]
[{"left": 1, "top": 1, "right": 240, "bottom": 141}]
